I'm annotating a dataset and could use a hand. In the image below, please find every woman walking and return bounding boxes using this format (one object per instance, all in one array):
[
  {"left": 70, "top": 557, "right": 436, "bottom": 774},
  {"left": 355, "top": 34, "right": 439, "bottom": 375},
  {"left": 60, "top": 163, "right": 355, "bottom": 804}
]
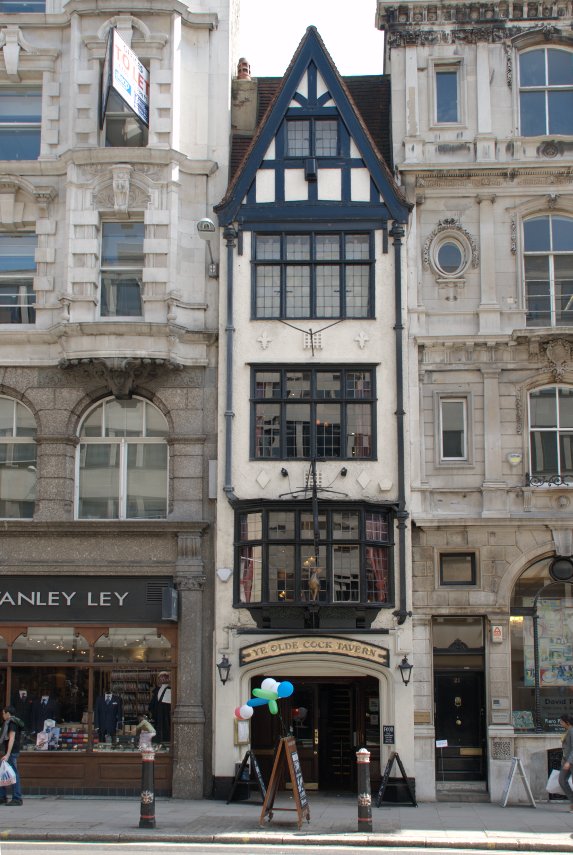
[
  {"left": 0, "top": 706, "right": 23, "bottom": 806},
  {"left": 559, "top": 713, "right": 573, "bottom": 810}
]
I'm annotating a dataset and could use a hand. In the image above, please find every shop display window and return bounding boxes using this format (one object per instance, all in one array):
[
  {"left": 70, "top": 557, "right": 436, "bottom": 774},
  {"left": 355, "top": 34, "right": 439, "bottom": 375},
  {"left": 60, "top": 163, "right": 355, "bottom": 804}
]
[{"left": 1, "top": 625, "right": 173, "bottom": 753}]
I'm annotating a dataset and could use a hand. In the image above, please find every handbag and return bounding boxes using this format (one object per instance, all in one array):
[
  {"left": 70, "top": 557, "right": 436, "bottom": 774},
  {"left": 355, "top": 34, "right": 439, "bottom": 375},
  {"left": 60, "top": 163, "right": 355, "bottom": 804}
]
[
  {"left": 546, "top": 768, "right": 573, "bottom": 795},
  {"left": 0, "top": 760, "right": 16, "bottom": 787}
]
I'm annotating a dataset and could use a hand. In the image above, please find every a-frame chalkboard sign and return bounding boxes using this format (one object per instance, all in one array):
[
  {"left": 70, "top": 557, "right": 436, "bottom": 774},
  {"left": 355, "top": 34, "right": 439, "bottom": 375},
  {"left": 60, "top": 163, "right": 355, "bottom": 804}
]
[
  {"left": 375, "top": 751, "right": 417, "bottom": 807},
  {"left": 259, "top": 735, "right": 311, "bottom": 829},
  {"left": 227, "top": 750, "right": 266, "bottom": 804}
]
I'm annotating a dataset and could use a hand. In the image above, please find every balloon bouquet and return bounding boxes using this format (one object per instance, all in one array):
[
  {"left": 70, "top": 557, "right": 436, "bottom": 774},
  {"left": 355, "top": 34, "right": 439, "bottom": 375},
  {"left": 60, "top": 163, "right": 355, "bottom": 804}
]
[{"left": 235, "top": 677, "right": 294, "bottom": 736}]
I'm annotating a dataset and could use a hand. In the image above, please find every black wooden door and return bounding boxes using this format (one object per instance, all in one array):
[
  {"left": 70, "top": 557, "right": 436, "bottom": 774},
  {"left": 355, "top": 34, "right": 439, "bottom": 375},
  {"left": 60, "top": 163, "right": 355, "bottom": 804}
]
[{"left": 434, "top": 671, "right": 486, "bottom": 781}]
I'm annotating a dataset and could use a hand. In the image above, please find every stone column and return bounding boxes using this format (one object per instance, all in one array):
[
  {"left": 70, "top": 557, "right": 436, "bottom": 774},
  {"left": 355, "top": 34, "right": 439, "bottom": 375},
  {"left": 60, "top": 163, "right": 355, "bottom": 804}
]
[
  {"left": 477, "top": 195, "right": 500, "bottom": 332},
  {"left": 34, "top": 436, "right": 78, "bottom": 520},
  {"left": 172, "top": 532, "right": 207, "bottom": 799},
  {"left": 403, "top": 45, "right": 422, "bottom": 162},
  {"left": 475, "top": 42, "right": 496, "bottom": 161}
]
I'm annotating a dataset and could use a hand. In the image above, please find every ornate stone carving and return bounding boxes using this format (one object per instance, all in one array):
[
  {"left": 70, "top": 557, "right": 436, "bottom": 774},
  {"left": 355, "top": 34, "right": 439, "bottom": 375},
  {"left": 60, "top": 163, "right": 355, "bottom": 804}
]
[
  {"left": 111, "top": 165, "right": 133, "bottom": 214},
  {"left": 177, "top": 533, "right": 203, "bottom": 562},
  {"left": 510, "top": 218, "right": 517, "bottom": 255},
  {"left": 422, "top": 218, "right": 479, "bottom": 273},
  {"left": 540, "top": 141, "right": 559, "bottom": 158},
  {"left": 175, "top": 574, "right": 207, "bottom": 592},
  {"left": 542, "top": 338, "right": 573, "bottom": 381},
  {"left": 59, "top": 357, "right": 182, "bottom": 399},
  {"left": 516, "top": 392, "right": 523, "bottom": 435}
]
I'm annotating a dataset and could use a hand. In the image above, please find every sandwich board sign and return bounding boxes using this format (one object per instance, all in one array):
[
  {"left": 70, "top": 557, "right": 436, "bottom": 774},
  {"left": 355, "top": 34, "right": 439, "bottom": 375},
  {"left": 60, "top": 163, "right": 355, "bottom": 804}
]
[{"left": 100, "top": 28, "right": 149, "bottom": 129}]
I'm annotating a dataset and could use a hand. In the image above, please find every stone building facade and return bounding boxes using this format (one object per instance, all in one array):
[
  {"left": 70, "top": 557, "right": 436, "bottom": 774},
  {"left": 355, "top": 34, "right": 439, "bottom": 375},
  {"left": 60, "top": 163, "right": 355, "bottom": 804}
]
[
  {"left": 377, "top": 0, "right": 573, "bottom": 801},
  {"left": 0, "top": 0, "right": 236, "bottom": 797}
]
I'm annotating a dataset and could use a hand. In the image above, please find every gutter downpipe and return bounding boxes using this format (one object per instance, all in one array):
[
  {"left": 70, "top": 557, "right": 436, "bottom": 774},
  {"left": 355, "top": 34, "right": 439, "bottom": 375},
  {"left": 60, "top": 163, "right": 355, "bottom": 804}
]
[
  {"left": 390, "top": 222, "right": 411, "bottom": 626},
  {"left": 223, "top": 224, "right": 238, "bottom": 502}
]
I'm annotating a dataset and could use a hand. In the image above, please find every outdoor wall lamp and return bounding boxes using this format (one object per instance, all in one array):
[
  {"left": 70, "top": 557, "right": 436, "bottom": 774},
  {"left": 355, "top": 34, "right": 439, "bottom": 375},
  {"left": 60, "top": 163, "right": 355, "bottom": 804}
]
[
  {"left": 398, "top": 655, "right": 413, "bottom": 686},
  {"left": 217, "top": 655, "right": 232, "bottom": 685}
]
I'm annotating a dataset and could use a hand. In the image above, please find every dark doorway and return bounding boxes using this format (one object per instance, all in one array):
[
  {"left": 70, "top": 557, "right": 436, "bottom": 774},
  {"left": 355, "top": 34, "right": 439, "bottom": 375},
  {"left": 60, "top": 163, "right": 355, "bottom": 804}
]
[
  {"left": 249, "top": 675, "right": 380, "bottom": 792},
  {"left": 434, "top": 671, "right": 486, "bottom": 781}
]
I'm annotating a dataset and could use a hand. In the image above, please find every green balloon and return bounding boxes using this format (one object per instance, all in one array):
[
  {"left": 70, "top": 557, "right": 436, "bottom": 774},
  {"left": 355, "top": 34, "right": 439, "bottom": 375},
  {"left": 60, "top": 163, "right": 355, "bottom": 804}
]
[
  {"left": 252, "top": 688, "right": 278, "bottom": 700},
  {"left": 268, "top": 699, "right": 279, "bottom": 715}
]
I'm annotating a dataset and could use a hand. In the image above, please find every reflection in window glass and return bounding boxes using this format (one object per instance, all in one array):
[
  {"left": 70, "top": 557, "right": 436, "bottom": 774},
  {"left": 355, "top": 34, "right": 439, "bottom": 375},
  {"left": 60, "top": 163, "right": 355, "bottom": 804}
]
[
  {"left": 436, "top": 70, "right": 458, "bottom": 123},
  {"left": 520, "top": 48, "right": 573, "bottom": 136},
  {"left": 93, "top": 628, "right": 171, "bottom": 664}
]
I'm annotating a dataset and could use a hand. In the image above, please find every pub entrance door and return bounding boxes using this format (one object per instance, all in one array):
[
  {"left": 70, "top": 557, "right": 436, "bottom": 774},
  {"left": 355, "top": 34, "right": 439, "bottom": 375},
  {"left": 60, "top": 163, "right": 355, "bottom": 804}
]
[{"left": 249, "top": 676, "right": 380, "bottom": 792}]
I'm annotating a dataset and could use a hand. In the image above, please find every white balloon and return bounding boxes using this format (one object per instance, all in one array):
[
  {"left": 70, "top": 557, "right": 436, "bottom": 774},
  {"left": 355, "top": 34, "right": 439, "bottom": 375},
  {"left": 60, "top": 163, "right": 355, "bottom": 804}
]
[
  {"left": 261, "top": 678, "right": 279, "bottom": 693},
  {"left": 239, "top": 704, "right": 254, "bottom": 719}
]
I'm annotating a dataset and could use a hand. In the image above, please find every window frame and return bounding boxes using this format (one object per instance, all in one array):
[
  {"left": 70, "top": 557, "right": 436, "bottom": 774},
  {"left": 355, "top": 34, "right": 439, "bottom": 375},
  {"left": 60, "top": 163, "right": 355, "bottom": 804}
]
[
  {"left": 439, "top": 552, "right": 478, "bottom": 587},
  {"left": 99, "top": 220, "right": 145, "bottom": 319},
  {"left": 234, "top": 502, "right": 394, "bottom": 608},
  {"left": 523, "top": 213, "right": 573, "bottom": 328},
  {"left": 102, "top": 88, "right": 148, "bottom": 149},
  {"left": 0, "top": 396, "right": 37, "bottom": 520},
  {"left": 0, "top": 85, "right": 42, "bottom": 161},
  {"left": 518, "top": 46, "right": 573, "bottom": 137},
  {"left": 285, "top": 117, "right": 339, "bottom": 158},
  {"left": 437, "top": 395, "right": 469, "bottom": 464},
  {"left": 0, "top": 232, "right": 37, "bottom": 324},
  {"left": 251, "top": 365, "right": 377, "bottom": 461},
  {"left": 251, "top": 231, "right": 375, "bottom": 320},
  {"left": 76, "top": 397, "right": 169, "bottom": 521},
  {"left": 430, "top": 58, "right": 464, "bottom": 128},
  {"left": 527, "top": 385, "right": 573, "bottom": 485}
]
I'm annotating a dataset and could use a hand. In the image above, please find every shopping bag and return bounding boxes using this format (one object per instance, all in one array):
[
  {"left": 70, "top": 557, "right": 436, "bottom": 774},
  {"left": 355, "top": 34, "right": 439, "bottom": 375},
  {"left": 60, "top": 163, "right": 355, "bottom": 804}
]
[
  {"left": 546, "top": 769, "right": 565, "bottom": 795},
  {"left": 0, "top": 760, "right": 16, "bottom": 787}
]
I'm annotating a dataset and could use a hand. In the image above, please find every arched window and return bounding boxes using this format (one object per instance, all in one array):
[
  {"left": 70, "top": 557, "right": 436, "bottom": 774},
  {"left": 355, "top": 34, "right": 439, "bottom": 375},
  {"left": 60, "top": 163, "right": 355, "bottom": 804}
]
[
  {"left": 528, "top": 386, "right": 573, "bottom": 485},
  {"left": 77, "top": 398, "right": 168, "bottom": 520},
  {"left": 523, "top": 214, "right": 573, "bottom": 327},
  {"left": 519, "top": 47, "right": 573, "bottom": 136},
  {"left": 0, "top": 396, "right": 36, "bottom": 518},
  {"left": 511, "top": 559, "right": 573, "bottom": 732}
]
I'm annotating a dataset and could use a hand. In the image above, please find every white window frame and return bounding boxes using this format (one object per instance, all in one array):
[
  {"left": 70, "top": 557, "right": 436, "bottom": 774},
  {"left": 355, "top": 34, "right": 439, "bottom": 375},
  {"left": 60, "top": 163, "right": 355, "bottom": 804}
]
[
  {"left": 76, "top": 397, "right": 169, "bottom": 520},
  {"left": 435, "top": 394, "right": 470, "bottom": 465},
  {"left": 523, "top": 213, "right": 573, "bottom": 328},
  {"left": 99, "top": 220, "right": 144, "bottom": 319},
  {"left": 0, "top": 233, "right": 37, "bottom": 324},
  {"left": 0, "top": 85, "right": 42, "bottom": 161},
  {"left": 429, "top": 58, "right": 464, "bottom": 128},
  {"left": 0, "top": 396, "right": 37, "bottom": 519},
  {"left": 518, "top": 46, "right": 573, "bottom": 137},
  {"left": 528, "top": 385, "right": 573, "bottom": 485}
]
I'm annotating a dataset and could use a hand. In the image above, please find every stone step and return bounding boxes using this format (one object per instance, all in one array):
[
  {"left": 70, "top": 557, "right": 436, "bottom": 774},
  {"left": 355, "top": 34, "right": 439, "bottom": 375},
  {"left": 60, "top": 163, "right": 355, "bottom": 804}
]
[{"left": 436, "top": 781, "right": 489, "bottom": 802}]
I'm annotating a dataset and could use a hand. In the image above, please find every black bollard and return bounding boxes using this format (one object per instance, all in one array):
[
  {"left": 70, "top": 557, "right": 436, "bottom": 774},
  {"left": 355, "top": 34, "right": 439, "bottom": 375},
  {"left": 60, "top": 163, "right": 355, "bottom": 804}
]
[
  {"left": 356, "top": 748, "right": 373, "bottom": 833},
  {"left": 139, "top": 746, "right": 156, "bottom": 828}
]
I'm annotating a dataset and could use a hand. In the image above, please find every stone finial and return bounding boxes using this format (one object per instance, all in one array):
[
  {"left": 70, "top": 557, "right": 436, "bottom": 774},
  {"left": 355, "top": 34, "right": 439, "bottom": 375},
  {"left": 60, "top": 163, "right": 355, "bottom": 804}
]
[{"left": 237, "top": 57, "right": 251, "bottom": 80}]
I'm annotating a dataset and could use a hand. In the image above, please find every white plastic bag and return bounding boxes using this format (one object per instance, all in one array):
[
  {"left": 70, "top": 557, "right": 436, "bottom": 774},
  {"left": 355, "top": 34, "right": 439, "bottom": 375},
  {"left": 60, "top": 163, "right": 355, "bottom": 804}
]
[
  {"left": 0, "top": 760, "right": 16, "bottom": 787},
  {"left": 546, "top": 768, "right": 573, "bottom": 795}
]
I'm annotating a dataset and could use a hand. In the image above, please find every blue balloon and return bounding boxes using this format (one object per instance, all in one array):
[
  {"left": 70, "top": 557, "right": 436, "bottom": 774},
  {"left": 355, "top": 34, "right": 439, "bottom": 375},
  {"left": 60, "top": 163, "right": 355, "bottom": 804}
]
[
  {"left": 277, "top": 681, "right": 294, "bottom": 698},
  {"left": 246, "top": 697, "right": 268, "bottom": 707}
]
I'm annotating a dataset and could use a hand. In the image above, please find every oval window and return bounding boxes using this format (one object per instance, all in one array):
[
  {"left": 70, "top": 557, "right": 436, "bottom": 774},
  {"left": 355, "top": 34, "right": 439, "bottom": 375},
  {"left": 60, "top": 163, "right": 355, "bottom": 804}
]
[{"left": 437, "top": 241, "right": 464, "bottom": 275}]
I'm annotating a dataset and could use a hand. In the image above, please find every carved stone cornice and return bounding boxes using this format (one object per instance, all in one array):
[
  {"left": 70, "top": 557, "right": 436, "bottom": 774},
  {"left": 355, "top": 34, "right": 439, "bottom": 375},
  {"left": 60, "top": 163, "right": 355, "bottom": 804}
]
[
  {"left": 175, "top": 574, "right": 207, "bottom": 592},
  {"left": 58, "top": 356, "right": 183, "bottom": 399},
  {"left": 541, "top": 337, "right": 573, "bottom": 381},
  {"left": 413, "top": 167, "right": 573, "bottom": 189}
]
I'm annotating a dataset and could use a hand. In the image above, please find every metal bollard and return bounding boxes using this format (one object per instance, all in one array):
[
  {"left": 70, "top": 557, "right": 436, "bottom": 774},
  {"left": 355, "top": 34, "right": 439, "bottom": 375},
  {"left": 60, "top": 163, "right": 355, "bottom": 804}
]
[
  {"left": 356, "top": 747, "right": 373, "bottom": 833},
  {"left": 139, "top": 746, "right": 156, "bottom": 828}
]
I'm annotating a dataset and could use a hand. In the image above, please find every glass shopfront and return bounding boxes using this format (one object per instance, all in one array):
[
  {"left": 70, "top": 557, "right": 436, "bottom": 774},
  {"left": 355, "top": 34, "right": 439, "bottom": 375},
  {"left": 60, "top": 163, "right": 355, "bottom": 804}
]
[
  {"left": 511, "top": 560, "right": 573, "bottom": 731},
  {"left": 0, "top": 576, "right": 177, "bottom": 793}
]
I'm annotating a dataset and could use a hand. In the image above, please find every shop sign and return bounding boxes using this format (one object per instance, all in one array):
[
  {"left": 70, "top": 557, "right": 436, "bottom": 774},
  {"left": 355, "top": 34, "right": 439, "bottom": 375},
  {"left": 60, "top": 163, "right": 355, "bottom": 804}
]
[
  {"left": 239, "top": 635, "right": 389, "bottom": 667},
  {"left": 0, "top": 576, "right": 172, "bottom": 622},
  {"left": 100, "top": 28, "right": 149, "bottom": 128}
]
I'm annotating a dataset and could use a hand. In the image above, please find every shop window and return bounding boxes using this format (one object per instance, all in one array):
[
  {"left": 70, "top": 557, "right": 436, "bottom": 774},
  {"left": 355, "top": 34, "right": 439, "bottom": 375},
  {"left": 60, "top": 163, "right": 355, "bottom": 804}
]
[
  {"left": 0, "top": 396, "right": 36, "bottom": 518},
  {"left": 286, "top": 119, "right": 338, "bottom": 157},
  {"left": 440, "top": 553, "right": 477, "bottom": 586},
  {"left": 524, "top": 215, "right": 573, "bottom": 327},
  {"left": 77, "top": 397, "right": 168, "bottom": 520},
  {"left": 236, "top": 503, "right": 391, "bottom": 606},
  {"left": 0, "top": 233, "right": 36, "bottom": 323},
  {"left": 528, "top": 386, "right": 573, "bottom": 485},
  {"left": 103, "top": 89, "right": 148, "bottom": 148},
  {"left": 100, "top": 221, "right": 144, "bottom": 318},
  {"left": 253, "top": 232, "right": 373, "bottom": 320},
  {"left": 0, "top": 87, "right": 41, "bottom": 160},
  {"left": 519, "top": 47, "right": 573, "bottom": 136},
  {"left": 439, "top": 397, "right": 467, "bottom": 462},
  {"left": 252, "top": 367, "right": 375, "bottom": 460},
  {"left": 511, "top": 560, "right": 573, "bottom": 731},
  {"left": 5, "top": 626, "right": 173, "bottom": 753}
]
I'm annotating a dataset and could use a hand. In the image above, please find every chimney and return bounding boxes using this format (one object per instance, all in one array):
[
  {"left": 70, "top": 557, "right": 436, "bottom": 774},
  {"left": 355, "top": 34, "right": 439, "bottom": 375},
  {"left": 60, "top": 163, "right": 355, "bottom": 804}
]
[{"left": 237, "top": 57, "right": 251, "bottom": 80}]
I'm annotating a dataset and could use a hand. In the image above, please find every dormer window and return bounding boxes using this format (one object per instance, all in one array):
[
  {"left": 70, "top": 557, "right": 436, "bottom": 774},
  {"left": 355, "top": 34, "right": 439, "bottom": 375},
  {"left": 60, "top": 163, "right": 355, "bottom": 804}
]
[{"left": 286, "top": 119, "right": 338, "bottom": 157}]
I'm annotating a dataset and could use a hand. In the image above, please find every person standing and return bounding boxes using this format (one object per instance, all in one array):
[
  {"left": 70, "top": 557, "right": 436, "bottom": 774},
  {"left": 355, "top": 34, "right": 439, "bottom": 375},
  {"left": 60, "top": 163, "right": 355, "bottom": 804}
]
[
  {"left": 0, "top": 706, "right": 23, "bottom": 806},
  {"left": 559, "top": 713, "right": 573, "bottom": 810},
  {"left": 148, "top": 672, "right": 171, "bottom": 743}
]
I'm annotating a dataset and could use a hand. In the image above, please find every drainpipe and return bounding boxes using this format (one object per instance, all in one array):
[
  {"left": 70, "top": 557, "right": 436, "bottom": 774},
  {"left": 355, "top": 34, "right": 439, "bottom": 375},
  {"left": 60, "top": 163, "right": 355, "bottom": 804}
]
[
  {"left": 223, "top": 224, "right": 238, "bottom": 501},
  {"left": 390, "top": 222, "right": 411, "bottom": 626}
]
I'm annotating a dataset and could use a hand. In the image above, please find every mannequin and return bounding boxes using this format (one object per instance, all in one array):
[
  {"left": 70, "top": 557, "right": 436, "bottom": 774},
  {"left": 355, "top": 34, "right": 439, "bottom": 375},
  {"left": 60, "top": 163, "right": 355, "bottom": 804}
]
[
  {"left": 11, "top": 688, "right": 34, "bottom": 730},
  {"left": 94, "top": 692, "right": 123, "bottom": 744},
  {"left": 32, "top": 691, "right": 60, "bottom": 733},
  {"left": 148, "top": 671, "right": 171, "bottom": 742}
]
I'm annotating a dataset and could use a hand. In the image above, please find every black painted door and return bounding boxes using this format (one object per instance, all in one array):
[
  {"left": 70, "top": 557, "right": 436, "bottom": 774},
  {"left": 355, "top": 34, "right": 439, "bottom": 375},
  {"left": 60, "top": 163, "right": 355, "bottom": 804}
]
[{"left": 434, "top": 671, "right": 486, "bottom": 781}]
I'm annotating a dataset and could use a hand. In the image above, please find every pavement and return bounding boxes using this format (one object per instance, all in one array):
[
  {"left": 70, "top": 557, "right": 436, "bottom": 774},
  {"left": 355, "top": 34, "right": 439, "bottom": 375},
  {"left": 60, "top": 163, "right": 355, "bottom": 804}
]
[{"left": 1, "top": 793, "right": 573, "bottom": 850}]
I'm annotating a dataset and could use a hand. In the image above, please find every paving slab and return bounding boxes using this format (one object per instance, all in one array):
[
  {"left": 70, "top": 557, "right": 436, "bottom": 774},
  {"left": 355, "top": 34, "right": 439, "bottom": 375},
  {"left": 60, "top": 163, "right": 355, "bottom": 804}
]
[{"left": 0, "top": 794, "right": 572, "bottom": 850}]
